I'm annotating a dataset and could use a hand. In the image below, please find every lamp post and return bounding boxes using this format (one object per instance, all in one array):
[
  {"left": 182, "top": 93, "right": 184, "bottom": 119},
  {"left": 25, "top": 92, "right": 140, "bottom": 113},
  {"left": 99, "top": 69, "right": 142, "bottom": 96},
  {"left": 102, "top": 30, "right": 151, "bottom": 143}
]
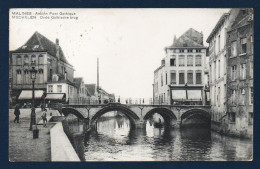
[{"left": 29, "top": 64, "right": 37, "bottom": 130}]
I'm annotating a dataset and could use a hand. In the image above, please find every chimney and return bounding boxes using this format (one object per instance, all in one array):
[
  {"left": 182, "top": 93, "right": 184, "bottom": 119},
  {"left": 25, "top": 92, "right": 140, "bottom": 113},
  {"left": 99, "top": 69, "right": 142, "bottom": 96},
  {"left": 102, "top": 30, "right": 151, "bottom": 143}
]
[
  {"left": 56, "top": 38, "right": 60, "bottom": 61},
  {"left": 56, "top": 38, "right": 59, "bottom": 45},
  {"left": 65, "top": 71, "right": 67, "bottom": 80},
  {"left": 173, "top": 35, "right": 177, "bottom": 44}
]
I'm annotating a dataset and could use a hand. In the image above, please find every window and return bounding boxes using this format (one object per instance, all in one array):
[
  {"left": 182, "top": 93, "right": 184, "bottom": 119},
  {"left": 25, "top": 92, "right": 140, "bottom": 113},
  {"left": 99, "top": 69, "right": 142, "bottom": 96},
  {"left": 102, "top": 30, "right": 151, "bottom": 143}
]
[
  {"left": 24, "top": 55, "right": 29, "bottom": 65},
  {"left": 187, "top": 49, "right": 193, "bottom": 53},
  {"left": 218, "top": 87, "right": 220, "bottom": 106},
  {"left": 240, "top": 63, "right": 246, "bottom": 79},
  {"left": 231, "top": 65, "right": 237, "bottom": 81},
  {"left": 232, "top": 89, "right": 236, "bottom": 103},
  {"left": 228, "top": 112, "right": 236, "bottom": 123},
  {"left": 209, "top": 65, "right": 212, "bottom": 83},
  {"left": 170, "top": 72, "right": 176, "bottom": 84},
  {"left": 218, "top": 35, "right": 221, "bottom": 52},
  {"left": 17, "top": 69, "right": 21, "bottom": 74},
  {"left": 31, "top": 55, "right": 36, "bottom": 64},
  {"left": 57, "top": 85, "right": 62, "bottom": 93},
  {"left": 248, "top": 112, "right": 253, "bottom": 125},
  {"left": 48, "top": 85, "right": 53, "bottom": 93},
  {"left": 165, "top": 72, "right": 167, "bottom": 85},
  {"left": 179, "top": 55, "right": 185, "bottom": 66},
  {"left": 38, "top": 54, "right": 44, "bottom": 65},
  {"left": 17, "top": 69, "right": 22, "bottom": 84},
  {"left": 231, "top": 41, "right": 237, "bottom": 57},
  {"left": 38, "top": 69, "right": 43, "bottom": 74},
  {"left": 180, "top": 49, "right": 184, "bottom": 53},
  {"left": 218, "top": 60, "right": 221, "bottom": 78},
  {"left": 187, "top": 55, "right": 193, "bottom": 66},
  {"left": 24, "top": 69, "right": 30, "bottom": 84},
  {"left": 170, "top": 57, "right": 176, "bottom": 66},
  {"left": 250, "top": 61, "right": 253, "bottom": 78},
  {"left": 250, "top": 87, "right": 253, "bottom": 105},
  {"left": 161, "top": 74, "right": 163, "bottom": 87},
  {"left": 195, "top": 55, "right": 201, "bottom": 66},
  {"left": 240, "top": 88, "right": 245, "bottom": 105},
  {"left": 241, "top": 38, "right": 247, "bottom": 54},
  {"left": 196, "top": 72, "right": 202, "bottom": 84},
  {"left": 17, "top": 55, "right": 22, "bottom": 65},
  {"left": 196, "top": 49, "right": 201, "bottom": 53},
  {"left": 179, "top": 73, "right": 185, "bottom": 84},
  {"left": 187, "top": 72, "right": 193, "bottom": 84}
]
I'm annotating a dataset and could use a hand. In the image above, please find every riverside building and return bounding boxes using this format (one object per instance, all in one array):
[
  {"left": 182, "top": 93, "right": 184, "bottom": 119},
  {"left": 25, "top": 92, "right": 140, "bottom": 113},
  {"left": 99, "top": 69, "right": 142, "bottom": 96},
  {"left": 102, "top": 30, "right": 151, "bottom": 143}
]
[
  {"left": 153, "top": 28, "right": 209, "bottom": 105},
  {"left": 206, "top": 8, "right": 253, "bottom": 138}
]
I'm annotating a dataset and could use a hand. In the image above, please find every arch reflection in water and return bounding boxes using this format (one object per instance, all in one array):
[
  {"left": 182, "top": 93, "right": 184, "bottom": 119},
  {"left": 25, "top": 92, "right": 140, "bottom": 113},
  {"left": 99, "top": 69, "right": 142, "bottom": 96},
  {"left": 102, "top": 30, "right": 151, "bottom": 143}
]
[{"left": 81, "top": 112, "right": 252, "bottom": 161}]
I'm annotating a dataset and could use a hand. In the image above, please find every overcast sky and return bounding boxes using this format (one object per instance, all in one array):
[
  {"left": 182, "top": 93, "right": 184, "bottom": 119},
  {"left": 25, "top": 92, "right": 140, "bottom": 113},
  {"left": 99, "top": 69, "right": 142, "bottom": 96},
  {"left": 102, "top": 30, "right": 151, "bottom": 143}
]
[{"left": 10, "top": 8, "right": 230, "bottom": 100}]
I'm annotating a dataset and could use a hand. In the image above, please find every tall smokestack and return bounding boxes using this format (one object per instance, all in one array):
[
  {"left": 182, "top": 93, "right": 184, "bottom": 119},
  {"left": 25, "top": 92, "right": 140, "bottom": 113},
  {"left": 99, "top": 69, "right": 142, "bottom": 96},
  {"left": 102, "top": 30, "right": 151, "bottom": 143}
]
[{"left": 97, "top": 58, "right": 99, "bottom": 93}]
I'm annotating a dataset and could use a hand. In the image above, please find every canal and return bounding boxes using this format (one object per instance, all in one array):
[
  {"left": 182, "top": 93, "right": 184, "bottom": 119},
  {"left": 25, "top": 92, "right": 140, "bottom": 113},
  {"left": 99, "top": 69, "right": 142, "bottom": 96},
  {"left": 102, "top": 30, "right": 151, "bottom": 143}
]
[{"left": 68, "top": 113, "right": 253, "bottom": 161}]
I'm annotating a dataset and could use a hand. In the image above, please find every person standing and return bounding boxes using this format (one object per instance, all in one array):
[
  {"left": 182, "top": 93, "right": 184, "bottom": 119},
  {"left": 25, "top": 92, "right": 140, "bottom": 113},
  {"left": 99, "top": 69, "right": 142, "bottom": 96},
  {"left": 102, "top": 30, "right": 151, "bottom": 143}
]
[
  {"left": 14, "top": 104, "right": 20, "bottom": 123},
  {"left": 42, "top": 110, "right": 47, "bottom": 127},
  {"left": 118, "top": 96, "right": 120, "bottom": 103}
]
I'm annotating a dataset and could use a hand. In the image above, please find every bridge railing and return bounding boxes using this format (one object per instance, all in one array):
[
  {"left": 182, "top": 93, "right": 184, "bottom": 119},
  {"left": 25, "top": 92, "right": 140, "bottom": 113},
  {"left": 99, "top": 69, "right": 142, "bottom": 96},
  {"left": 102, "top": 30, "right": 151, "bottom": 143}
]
[{"left": 66, "top": 98, "right": 209, "bottom": 106}]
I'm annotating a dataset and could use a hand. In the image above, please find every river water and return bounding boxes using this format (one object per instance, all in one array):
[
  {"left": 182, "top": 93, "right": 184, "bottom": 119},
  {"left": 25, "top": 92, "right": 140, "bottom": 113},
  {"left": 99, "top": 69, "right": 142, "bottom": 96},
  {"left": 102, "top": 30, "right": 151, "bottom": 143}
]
[{"left": 75, "top": 115, "right": 253, "bottom": 161}]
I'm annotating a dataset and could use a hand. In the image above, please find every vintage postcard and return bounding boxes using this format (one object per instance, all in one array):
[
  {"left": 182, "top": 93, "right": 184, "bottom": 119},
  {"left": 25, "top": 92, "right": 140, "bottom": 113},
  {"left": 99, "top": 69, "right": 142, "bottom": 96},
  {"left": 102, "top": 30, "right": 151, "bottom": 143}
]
[{"left": 9, "top": 8, "right": 253, "bottom": 161}]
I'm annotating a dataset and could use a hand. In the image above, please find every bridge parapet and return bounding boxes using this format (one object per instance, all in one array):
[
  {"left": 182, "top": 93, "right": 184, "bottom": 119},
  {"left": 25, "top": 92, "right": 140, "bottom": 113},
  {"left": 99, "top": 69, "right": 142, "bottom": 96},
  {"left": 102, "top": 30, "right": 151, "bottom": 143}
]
[{"left": 62, "top": 103, "right": 211, "bottom": 129}]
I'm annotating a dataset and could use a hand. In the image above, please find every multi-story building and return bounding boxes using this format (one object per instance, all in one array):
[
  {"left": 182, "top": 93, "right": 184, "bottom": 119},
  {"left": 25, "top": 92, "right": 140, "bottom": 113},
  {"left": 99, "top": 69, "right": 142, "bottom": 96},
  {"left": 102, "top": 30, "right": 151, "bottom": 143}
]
[
  {"left": 226, "top": 8, "right": 254, "bottom": 138},
  {"left": 9, "top": 31, "right": 74, "bottom": 105},
  {"left": 153, "top": 28, "right": 208, "bottom": 105},
  {"left": 206, "top": 9, "right": 240, "bottom": 133},
  {"left": 74, "top": 77, "right": 88, "bottom": 103},
  {"left": 207, "top": 8, "right": 253, "bottom": 138},
  {"left": 46, "top": 74, "right": 78, "bottom": 103}
]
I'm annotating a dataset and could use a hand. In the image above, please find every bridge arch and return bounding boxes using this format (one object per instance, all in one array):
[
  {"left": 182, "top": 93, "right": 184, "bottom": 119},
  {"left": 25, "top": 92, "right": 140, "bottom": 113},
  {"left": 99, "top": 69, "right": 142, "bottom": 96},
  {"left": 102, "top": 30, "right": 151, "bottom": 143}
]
[
  {"left": 143, "top": 107, "right": 177, "bottom": 126},
  {"left": 91, "top": 104, "right": 140, "bottom": 128},
  {"left": 62, "top": 107, "right": 85, "bottom": 119},
  {"left": 181, "top": 108, "right": 210, "bottom": 127}
]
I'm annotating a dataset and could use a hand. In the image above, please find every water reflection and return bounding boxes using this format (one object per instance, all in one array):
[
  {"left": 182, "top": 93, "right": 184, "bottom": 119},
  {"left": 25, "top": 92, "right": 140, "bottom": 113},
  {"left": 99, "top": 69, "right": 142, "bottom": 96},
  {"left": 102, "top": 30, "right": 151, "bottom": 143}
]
[{"left": 71, "top": 115, "right": 253, "bottom": 161}]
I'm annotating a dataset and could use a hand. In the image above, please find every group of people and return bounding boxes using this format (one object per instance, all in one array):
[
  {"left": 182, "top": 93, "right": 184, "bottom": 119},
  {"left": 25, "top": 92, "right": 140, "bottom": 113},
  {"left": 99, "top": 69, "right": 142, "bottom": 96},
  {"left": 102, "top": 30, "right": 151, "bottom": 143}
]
[{"left": 13, "top": 103, "right": 48, "bottom": 127}]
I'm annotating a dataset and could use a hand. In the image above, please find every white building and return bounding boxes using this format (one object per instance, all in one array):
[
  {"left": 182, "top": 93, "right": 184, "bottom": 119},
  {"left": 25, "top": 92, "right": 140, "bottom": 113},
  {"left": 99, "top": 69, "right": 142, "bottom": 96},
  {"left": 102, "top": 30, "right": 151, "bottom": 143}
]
[{"left": 153, "top": 28, "right": 209, "bottom": 105}]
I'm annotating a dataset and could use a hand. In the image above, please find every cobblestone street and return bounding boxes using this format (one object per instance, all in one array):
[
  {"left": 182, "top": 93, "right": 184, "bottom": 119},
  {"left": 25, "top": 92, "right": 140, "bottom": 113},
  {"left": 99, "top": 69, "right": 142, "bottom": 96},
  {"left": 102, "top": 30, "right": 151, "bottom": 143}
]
[{"left": 9, "top": 108, "right": 57, "bottom": 162}]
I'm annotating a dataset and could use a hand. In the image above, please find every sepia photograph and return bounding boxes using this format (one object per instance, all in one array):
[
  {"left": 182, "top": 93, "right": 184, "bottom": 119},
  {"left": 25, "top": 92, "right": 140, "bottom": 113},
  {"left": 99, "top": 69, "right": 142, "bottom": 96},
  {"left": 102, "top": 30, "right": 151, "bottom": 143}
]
[{"left": 9, "top": 8, "right": 253, "bottom": 161}]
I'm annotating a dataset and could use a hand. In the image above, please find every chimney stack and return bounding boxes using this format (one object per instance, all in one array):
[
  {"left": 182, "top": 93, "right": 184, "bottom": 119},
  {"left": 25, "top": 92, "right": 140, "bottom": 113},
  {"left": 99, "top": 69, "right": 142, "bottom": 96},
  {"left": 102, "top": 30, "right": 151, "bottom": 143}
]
[
  {"left": 56, "top": 38, "right": 60, "bottom": 62},
  {"left": 56, "top": 38, "right": 59, "bottom": 45},
  {"left": 173, "top": 35, "right": 177, "bottom": 44}
]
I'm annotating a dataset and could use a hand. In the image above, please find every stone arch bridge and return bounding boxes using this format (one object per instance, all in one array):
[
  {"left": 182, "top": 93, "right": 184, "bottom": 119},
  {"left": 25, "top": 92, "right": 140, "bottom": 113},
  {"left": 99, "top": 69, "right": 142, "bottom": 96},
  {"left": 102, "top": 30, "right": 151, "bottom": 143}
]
[{"left": 62, "top": 103, "right": 211, "bottom": 128}]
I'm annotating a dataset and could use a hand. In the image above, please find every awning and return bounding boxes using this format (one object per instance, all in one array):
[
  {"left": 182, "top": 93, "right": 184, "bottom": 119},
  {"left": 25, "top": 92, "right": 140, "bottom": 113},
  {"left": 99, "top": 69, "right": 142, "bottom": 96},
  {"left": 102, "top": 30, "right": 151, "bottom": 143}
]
[
  {"left": 172, "top": 90, "right": 187, "bottom": 100},
  {"left": 45, "top": 93, "right": 65, "bottom": 100},
  {"left": 18, "top": 90, "right": 44, "bottom": 100},
  {"left": 187, "top": 90, "right": 202, "bottom": 100}
]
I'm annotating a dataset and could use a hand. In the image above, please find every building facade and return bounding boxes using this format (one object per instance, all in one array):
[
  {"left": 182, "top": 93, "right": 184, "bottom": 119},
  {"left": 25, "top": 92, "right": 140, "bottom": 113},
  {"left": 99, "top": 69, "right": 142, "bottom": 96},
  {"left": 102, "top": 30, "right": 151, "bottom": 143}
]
[
  {"left": 207, "top": 8, "right": 253, "bottom": 138},
  {"left": 9, "top": 31, "right": 74, "bottom": 105},
  {"left": 153, "top": 28, "right": 208, "bottom": 105},
  {"left": 226, "top": 8, "right": 254, "bottom": 138},
  {"left": 74, "top": 77, "right": 88, "bottom": 103}
]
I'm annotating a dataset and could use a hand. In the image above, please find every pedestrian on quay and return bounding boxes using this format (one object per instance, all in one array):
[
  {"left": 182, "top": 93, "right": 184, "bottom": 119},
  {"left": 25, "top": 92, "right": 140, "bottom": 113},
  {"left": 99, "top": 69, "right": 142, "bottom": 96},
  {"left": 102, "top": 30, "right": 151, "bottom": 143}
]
[
  {"left": 14, "top": 104, "right": 20, "bottom": 123},
  {"left": 40, "top": 103, "right": 44, "bottom": 111},
  {"left": 118, "top": 96, "right": 120, "bottom": 103},
  {"left": 42, "top": 109, "right": 47, "bottom": 127}
]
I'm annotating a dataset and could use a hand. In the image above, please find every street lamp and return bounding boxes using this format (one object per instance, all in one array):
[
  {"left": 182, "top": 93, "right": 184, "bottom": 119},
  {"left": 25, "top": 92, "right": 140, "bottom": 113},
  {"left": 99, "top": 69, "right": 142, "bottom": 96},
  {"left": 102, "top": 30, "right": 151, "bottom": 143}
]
[{"left": 29, "top": 64, "right": 37, "bottom": 130}]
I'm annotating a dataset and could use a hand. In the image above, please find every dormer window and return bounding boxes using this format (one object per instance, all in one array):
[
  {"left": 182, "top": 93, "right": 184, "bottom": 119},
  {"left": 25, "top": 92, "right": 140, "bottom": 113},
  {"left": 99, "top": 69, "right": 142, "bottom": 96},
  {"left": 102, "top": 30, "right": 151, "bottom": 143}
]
[{"left": 33, "top": 45, "right": 39, "bottom": 49}]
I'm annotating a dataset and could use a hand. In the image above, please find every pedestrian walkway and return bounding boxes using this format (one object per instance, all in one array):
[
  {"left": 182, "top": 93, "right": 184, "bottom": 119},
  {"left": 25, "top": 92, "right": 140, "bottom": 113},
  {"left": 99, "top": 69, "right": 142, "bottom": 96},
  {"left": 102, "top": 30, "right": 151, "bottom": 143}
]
[{"left": 9, "top": 108, "right": 57, "bottom": 162}]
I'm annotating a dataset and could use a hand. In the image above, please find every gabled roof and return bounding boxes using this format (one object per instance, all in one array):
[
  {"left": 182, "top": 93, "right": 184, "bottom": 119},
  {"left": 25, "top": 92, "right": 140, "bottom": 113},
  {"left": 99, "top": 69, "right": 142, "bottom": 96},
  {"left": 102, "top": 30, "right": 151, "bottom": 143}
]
[
  {"left": 230, "top": 9, "right": 253, "bottom": 30},
  {"left": 12, "top": 31, "right": 69, "bottom": 64},
  {"left": 85, "top": 84, "right": 96, "bottom": 96},
  {"left": 73, "top": 77, "right": 83, "bottom": 88},
  {"left": 167, "top": 28, "right": 205, "bottom": 48},
  {"left": 47, "top": 79, "right": 75, "bottom": 86},
  {"left": 206, "top": 13, "right": 230, "bottom": 43}
]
